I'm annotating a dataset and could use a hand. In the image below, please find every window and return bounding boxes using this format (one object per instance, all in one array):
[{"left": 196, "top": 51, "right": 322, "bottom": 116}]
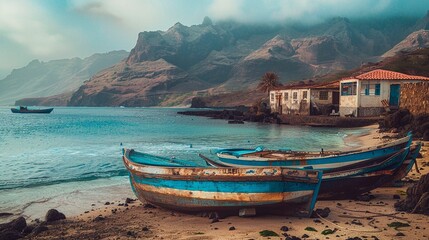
[
  {"left": 284, "top": 92, "right": 289, "bottom": 101},
  {"left": 270, "top": 93, "right": 274, "bottom": 102},
  {"left": 375, "top": 84, "right": 380, "bottom": 95},
  {"left": 292, "top": 92, "right": 298, "bottom": 100},
  {"left": 319, "top": 91, "right": 329, "bottom": 100},
  {"left": 341, "top": 82, "right": 357, "bottom": 96},
  {"left": 360, "top": 82, "right": 381, "bottom": 96},
  {"left": 303, "top": 91, "right": 308, "bottom": 99}
]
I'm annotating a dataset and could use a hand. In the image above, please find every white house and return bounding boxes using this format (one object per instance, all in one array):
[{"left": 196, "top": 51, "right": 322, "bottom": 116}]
[
  {"left": 270, "top": 81, "right": 339, "bottom": 115},
  {"left": 339, "top": 69, "right": 429, "bottom": 117}
]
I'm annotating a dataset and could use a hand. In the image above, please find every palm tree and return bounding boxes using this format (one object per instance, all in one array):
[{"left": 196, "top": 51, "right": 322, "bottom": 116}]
[{"left": 257, "top": 72, "right": 281, "bottom": 93}]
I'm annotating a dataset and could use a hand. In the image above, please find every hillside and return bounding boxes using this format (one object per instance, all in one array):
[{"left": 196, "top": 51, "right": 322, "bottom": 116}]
[
  {"left": 13, "top": 12, "right": 429, "bottom": 107},
  {"left": 66, "top": 15, "right": 421, "bottom": 107},
  {"left": 0, "top": 50, "right": 128, "bottom": 106},
  {"left": 197, "top": 47, "right": 429, "bottom": 107}
]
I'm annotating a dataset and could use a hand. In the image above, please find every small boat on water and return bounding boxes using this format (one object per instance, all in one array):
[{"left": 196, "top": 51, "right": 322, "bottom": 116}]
[
  {"left": 122, "top": 148, "right": 323, "bottom": 217},
  {"left": 11, "top": 106, "right": 53, "bottom": 114},
  {"left": 212, "top": 133, "right": 412, "bottom": 170}
]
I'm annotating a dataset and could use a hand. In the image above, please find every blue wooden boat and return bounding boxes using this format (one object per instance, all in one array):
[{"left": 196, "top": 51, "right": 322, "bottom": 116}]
[
  {"left": 390, "top": 142, "right": 421, "bottom": 182},
  {"left": 202, "top": 145, "right": 411, "bottom": 199},
  {"left": 11, "top": 106, "right": 53, "bottom": 114},
  {"left": 318, "top": 147, "right": 409, "bottom": 198},
  {"left": 122, "top": 148, "right": 323, "bottom": 217},
  {"left": 213, "top": 133, "right": 412, "bottom": 170}
]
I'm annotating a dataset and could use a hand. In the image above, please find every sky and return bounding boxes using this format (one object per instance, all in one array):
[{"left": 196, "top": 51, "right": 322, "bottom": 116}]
[{"left": 1, "top": 0, "right": 429, "bottom": 79}]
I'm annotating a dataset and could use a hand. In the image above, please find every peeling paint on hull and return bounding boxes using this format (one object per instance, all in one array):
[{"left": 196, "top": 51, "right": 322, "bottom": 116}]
[
  {"left": 215, "top": 134, "right": 411, "bottom": 169},
  {"left": 122, "top": 149, "right": 323, "bottom": 216}
]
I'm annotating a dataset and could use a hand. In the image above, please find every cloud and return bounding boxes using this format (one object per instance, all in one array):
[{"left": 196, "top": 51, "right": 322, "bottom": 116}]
[
  {"left": 0, "top": 0, "right": 88, "bottom": 78},
  {"left": 0, "top": 0, "right": 81, "bottom": 57},
  {"left": 207, "top": 0, "right": 429, "bottom": 24},
  {"left": 1, "top": 0, "right": 429, "bottom": 79}
]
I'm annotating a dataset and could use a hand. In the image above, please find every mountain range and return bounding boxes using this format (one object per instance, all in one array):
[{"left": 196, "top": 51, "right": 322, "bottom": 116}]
[
  {"left": 6, "top": 12, "right": 429, "bottom": 107},
  {"left": 0, "top": 51, "right": 129, "bottom": 105}
]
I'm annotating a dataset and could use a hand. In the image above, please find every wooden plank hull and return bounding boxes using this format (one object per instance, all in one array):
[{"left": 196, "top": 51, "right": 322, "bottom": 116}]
[
  {"left": 205, "top": 146, "right": 411, "bottom": 199},
  {"left": 319, "top": 153, "right": 415, "bottom": 199},
  {"left": 215, "top": 134, "right": 412, "bottom": 170},
  {"left": 122, "top": 149, "right": 323, "bottom": 216}
]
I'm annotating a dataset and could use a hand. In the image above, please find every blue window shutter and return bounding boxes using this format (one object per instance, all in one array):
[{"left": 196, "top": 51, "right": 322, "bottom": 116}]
[{"left": 375, "top": 84, "right": 380, "bottom": 95}]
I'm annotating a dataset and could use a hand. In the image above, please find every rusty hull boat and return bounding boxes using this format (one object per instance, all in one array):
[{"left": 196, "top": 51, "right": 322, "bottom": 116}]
[
  {"left": 213, "top": 133, "right": 412, "bottom": 170},
  {"left": 203, "top": 142, "right": 415, "bottom": 199},
  {"left": 122, "top": 148, "right": 323, "bottom": 217}
]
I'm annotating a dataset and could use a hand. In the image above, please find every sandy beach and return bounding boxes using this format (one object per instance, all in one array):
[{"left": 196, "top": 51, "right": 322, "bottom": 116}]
[{"left": 16, "top": 126, "right": 429, "bottom": 239}]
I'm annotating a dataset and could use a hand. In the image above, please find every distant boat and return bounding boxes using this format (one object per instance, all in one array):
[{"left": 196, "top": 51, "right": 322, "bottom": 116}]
[
  {"left": 122, "top": 148, "right": 323, "bottom": 217},
  {"left": 11, "top": 106, "right": 53, "bottom": 114}
]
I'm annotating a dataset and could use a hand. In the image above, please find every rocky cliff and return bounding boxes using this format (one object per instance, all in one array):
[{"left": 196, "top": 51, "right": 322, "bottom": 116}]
[
  {"left": 382, "top": 30, "right": 429, "bottom": 58},
  {"left": 68, "top": 15, "right": 422, "bottom": 107}
]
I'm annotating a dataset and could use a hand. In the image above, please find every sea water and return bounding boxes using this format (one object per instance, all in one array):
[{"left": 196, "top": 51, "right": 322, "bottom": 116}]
[{"left": 0, "top": 107, "right": 367, "bottom": 221}]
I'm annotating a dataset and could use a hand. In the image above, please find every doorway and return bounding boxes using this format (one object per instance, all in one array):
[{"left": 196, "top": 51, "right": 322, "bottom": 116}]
[{"left": 389, "top": 84, "right": 400, "bottom": 106}]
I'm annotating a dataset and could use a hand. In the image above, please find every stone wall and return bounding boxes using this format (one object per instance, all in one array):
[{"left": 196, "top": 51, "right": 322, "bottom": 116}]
[
  {"left": 400, "top": 82, "right": 429, "bottom": 115},
  {"left": 278, "top": 115, "right": 379, "bottom": 127},
  {"left": 357, "top": 107, "right": 384, "bottom": 117}
]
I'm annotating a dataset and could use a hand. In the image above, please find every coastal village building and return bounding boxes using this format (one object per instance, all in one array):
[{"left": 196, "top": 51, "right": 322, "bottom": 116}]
[
  {"left": 339, "top": 69, "right": 429, "bottom": 117},
  {"left": 269, "top": 81, "right": 340, "bottom": 116}
]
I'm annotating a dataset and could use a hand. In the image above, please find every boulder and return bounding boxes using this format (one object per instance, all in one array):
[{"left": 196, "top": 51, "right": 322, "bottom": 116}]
[
  {"left": 0, "top": 217, "right": 27, "bottom": 240},
  {"left": 0, "top": 229, "right": 21, "bottom": 240},
  {"left": 45, "top": 209, "right": 66, "bottom": 222},
  {"left": 0, "top": 216, "right": 26, "bottom": 232},
  {"left": 395, "top": 173, "right": 429, "bottom": 215},
  {"left": 31, "top": 223, "right": 48, "bottom": 235}
]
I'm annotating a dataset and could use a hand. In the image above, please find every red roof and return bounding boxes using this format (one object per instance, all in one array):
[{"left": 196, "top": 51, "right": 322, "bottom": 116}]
[{"left": 343, "top": 69, "right": 429, "bottom": 81}]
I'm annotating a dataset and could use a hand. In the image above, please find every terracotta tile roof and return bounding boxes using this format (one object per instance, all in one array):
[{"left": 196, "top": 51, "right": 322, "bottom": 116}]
[{"left": 343, "top": 69, "right": 429, "bottom": 81}]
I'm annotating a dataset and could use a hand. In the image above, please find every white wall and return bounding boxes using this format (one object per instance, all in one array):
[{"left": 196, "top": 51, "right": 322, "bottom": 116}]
[{"left": 270, "top": 88, "right": 310, "bottom": 115}]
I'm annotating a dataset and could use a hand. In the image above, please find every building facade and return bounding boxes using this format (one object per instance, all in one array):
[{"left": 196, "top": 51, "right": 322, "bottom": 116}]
[
  {"left": 270, "top": 81, "right": 339, "bottom": 116},
  {"left": 339, "top": 69, "right": 429, "bottom": 117}
]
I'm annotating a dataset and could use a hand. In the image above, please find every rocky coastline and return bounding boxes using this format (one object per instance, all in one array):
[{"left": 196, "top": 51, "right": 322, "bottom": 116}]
[{"left": 177, "top": 108, "right": 380, "bottom": 128}]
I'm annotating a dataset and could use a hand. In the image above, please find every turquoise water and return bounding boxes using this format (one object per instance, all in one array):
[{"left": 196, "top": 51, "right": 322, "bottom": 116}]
[{"left": 0, "top": 107, "right": 366, "bottom": 220}]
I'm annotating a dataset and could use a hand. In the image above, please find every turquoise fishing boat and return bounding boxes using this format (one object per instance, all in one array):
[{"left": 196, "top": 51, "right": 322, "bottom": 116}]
[
  {"left": 390, "top": 142, "right": 421, "bottom": 182},
  {"left": 202, "top": 145, "right": 410, "bottom": 199},
  {"left": 122, "top": 148, "right": 323, "bottom": 217},
  {"left": 213, "top": 133, "right": 412, "bottom": 170}
]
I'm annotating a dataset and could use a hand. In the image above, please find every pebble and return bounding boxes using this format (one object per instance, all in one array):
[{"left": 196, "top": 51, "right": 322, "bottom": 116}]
[{"left": 280, "top": 226, "right": 289, "bottom": 231}]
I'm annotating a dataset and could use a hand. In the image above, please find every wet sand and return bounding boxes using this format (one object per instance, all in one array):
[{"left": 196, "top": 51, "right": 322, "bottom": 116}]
[{"left": 24, "top": 126, "right": 429, "bottom": 239}]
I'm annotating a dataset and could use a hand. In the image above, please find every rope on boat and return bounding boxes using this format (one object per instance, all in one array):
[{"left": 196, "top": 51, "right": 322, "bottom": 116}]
[{"left": 315, "top": 212, "right": 382, "bottom": 233}]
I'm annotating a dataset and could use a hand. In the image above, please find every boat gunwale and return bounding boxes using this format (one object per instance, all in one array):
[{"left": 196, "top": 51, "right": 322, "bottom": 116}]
[
  {"left": 215, "top": 134, "right": 411, "bottom": 162},
  {"left": 122, "top": 149, "right": 322, "bottom": 183}
]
